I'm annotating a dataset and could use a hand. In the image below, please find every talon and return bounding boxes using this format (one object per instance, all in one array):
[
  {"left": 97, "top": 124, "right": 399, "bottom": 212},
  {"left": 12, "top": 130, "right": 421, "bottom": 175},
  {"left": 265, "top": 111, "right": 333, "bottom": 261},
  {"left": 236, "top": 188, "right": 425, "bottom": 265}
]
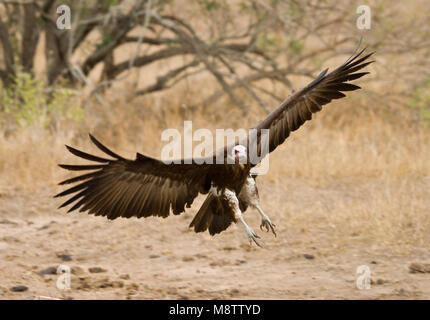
[
  {"left": 256, "top": 206, "right": 276, "bottom": 237},
  {"left": 271, "top": 226, "right": 277, "bottom": 237},
  {"left": 251, "top": 236, "right": 262, "bottom": 248},
  {"left": 245, "top": 226, "right": 262, "bottom": 247},
  {"left": 260, "top": 217, "right": 276, "bottom": 237},
  {"left": 253, "top": 238, "right": 262, "bottom": 247}
]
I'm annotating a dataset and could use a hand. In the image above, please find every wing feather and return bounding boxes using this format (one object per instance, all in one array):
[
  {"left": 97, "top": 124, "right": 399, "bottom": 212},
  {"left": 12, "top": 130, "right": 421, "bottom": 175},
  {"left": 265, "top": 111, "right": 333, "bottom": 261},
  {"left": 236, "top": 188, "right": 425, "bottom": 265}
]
[
  {"left": 55, "top": 134, "right": 214, "bottom": 219},
  {"left": 249, "top": 41, "right": 374, "bottom": 163}
]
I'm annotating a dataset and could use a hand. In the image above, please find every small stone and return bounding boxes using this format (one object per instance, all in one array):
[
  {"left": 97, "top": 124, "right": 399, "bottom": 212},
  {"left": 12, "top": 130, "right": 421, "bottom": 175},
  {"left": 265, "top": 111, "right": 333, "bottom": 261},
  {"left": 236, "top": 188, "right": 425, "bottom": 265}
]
[
  {"left": 0, "top": 219, "right": 18, "bottom": 225},
  {"left": 39, "top": 267, "right": 57, "bottom": 275},
  {"left": 235, "top": 259, "right": 246, "bottom": 265},
  {"left": 223, "top": 246, "right": 236, "bottom": 251},
  {"left": 71, "top": 266, "right": 85, "bottom": 275},
  {"left": 149, "top": 254, "right": 160, "bottom": 259},
  {"left": 119, "top": 274, "right": 130, "bottom": 280},
  {"left": 78, "top": 282, "right": 91, "bottom": 290},
  {"left": 229, "top": 289, "right": 240, "bottom": 296},
  {"left": 182, "top": 256, "right": 194, "bottom": 262},
  {"left": 303, "top": 254, "right": 315, "bottom": 260},
  {"left": 57, "top": 253, "right": 72, "bottom": 261},
  {"left": 409, "top": 263, "right": 430, "bottom": 273},
  {"left": 97, "top": 280, "right": 112, "bottom": 289},
  {"left": 88, "top": 267, "right": 107, "bottom": 273},
  {"left": 126, "top": 283, "right": 139, "bottom": 291},
  {"left": 111, "top": 281, "right": 124, "bottom": 288},
  {"left": 11, "top": 285, "right": 28, "bottom": 292}
]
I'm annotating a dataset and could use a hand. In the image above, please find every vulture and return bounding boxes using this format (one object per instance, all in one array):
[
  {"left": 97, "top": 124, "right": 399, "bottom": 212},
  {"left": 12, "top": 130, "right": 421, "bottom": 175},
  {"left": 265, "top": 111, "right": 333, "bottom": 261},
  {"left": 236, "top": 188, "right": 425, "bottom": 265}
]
[{"left": 56, "top": 40, "right": 373, "bottom": 247}]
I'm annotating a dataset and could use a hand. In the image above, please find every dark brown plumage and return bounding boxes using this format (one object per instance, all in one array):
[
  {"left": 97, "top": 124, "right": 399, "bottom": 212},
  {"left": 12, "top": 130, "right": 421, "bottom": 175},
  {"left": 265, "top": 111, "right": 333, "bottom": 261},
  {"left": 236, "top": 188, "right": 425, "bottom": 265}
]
[
  {"left": 189, "top": 193, "right": 236, "bottom": 236},
  {"left": 56, "top": 40, "right": 374, "bottom": 245},
  {"left": 248, "top": 45, "right": 374, "bottom": 162},
  {"left": 56, "top": 134, "right": 247, "bottom": 219}
]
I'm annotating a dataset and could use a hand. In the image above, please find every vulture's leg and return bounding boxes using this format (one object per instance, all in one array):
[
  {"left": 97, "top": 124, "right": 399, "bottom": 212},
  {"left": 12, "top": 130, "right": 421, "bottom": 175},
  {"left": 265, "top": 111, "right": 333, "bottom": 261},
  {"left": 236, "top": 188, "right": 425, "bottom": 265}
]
[
  {"left": 256, "top": 205, "right": 276, "bottom": 237},
  {"left": 224, "top": 189, "right": 261, "bottom": 247},
  {"left": 237, "top": 210, "right": 262, "bottom": 247}
]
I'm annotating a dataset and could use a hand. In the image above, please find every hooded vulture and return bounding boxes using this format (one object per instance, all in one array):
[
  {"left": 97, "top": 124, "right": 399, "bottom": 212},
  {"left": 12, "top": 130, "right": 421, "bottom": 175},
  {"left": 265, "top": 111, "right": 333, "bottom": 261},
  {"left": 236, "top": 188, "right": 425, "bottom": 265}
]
[{"left": 56, "top": 40, "right": 374, "bottom": 247}]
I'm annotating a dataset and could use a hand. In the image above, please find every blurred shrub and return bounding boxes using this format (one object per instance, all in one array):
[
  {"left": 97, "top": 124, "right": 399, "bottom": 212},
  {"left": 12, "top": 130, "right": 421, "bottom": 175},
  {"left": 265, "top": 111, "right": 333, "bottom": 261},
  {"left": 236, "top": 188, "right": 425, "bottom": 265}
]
[
  {"left": 0, "top": 66, "right": 83, "bottom": 131},
  {"left": 409, "top": 77, "right": 430, "bottom": 122},
  {"left": 197, "top": 0, "right": 221, "bottom": 11}
]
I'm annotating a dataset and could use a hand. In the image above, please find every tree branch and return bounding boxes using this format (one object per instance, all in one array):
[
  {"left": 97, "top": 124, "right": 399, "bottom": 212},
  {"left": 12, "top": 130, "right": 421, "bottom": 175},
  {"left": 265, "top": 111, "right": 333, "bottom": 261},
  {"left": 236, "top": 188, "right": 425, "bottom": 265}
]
[{"left": 135, "top": 59, "right": 199, "bottom": 95}]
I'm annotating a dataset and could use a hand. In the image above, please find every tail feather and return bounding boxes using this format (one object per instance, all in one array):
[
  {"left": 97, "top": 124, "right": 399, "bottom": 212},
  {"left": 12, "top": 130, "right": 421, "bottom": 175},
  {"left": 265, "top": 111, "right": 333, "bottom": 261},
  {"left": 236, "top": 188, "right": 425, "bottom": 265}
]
[
  {"left": 189, "top": 194, "right": 214, "bottom": 233},
  {"left": 189, "top": 194, "right": 235, "bottom": 236}
]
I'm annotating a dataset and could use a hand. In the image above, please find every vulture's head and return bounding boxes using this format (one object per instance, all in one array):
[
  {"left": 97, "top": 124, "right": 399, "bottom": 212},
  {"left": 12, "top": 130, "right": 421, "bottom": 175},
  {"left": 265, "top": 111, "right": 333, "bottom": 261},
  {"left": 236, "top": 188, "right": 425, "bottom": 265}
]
[{"left": 232, "top": 144, "right": 247, "bottom": 163}]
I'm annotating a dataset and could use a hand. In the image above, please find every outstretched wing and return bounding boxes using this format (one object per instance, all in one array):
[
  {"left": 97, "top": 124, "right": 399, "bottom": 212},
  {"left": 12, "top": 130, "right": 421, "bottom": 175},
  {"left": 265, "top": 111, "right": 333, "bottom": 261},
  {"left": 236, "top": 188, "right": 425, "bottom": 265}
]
[
  {"left": 248, "top": 41, "right": 374, "bottom": 164},
  {"left": 55, "top": 134, "right": 213, "bottom": 219}
]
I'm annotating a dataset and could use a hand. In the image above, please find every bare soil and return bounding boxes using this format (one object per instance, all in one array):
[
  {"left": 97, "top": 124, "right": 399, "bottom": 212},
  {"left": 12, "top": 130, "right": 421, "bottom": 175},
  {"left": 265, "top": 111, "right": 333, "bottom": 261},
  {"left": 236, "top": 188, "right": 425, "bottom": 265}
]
[{"left": 1, "top": 182, "right": 429, "bottom": 300}]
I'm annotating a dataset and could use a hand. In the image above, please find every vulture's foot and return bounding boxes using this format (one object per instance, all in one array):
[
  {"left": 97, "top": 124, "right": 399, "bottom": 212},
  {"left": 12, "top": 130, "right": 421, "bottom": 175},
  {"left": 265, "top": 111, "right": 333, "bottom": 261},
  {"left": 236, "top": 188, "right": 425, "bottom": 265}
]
[
  {"left": 257, "top": 206, "right": 276, "bottom": 237},
  {"left": 245, "top": 225, "right": 262, "bottom": 247},
  {"left": 260, "top": 216, "right": 276, "bottom": 237}
]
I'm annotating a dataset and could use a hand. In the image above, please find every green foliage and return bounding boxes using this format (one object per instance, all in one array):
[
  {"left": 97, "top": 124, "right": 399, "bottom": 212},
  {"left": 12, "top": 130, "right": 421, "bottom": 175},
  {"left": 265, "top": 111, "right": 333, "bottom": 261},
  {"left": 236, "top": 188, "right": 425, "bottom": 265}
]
[
  {"left": 288, "top": 39, "right": 304, "bottom": 56},
  {"left": 284, "top": 1, "right": 304, "bottom": 20},
  {"left": 0, "top": 67, "right": 83, "bottom": 129},
  {"left": 256, "top": 32, "right": 278, "bottom": 53},
  {"left": 103, "top": 0, "right": 119, "bottom": 10},
  {"left": 77, "top": 1, "right": 89, "bottom": 18},
  {"left": 97, "top": 33, "right": 115, "bottom": 50},
  {"left": 239, "top": 1, "right": 250, "bottom": 11},
  {"left": 197, "top": 0, "right": 221, "bottom": 11},
  {"left": 408, "top": 77, "right": 430, "bottom": 121}
]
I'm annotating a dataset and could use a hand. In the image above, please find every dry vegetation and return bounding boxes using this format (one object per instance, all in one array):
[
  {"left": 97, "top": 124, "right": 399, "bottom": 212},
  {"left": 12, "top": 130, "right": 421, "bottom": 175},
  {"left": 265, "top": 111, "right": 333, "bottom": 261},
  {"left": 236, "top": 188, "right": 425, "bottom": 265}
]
[
  {"left": 2, "top": 83, "right": 429, "bottom": 249},
  {"left": 0, "top": 0, "right": 429, "bottom": 299}
]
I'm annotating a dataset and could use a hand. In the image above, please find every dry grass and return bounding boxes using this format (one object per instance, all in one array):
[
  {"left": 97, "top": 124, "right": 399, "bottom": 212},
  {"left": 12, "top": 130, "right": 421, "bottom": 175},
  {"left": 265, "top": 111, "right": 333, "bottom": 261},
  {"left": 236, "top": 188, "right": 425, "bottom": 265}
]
[
  {"left": 262, "top": 101, "right": 430, "bottom": 252},
  {"left": 1, "top": 14, "right": 430, "bottom": 255},
  {"left": 0, "top": 81, "right": 429, "bottom": 254}
]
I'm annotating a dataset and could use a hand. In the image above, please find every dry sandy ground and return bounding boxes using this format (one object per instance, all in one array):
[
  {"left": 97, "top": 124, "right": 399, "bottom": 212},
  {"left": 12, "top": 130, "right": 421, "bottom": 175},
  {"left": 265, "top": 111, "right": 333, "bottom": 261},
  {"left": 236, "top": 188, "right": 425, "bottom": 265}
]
[{"left": 0, "top": 180, "right": 429, "bottom": 300}]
